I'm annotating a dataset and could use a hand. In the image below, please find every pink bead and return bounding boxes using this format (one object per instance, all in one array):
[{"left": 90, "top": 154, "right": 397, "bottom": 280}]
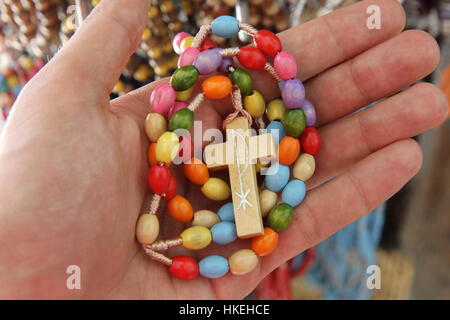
[
  {"left": 150, "top": 84, "right": 176, "bottom": 115},
  {"left": 168, "top": 101, "right": 188, "bottom": 118},
  {"left": 274, "top": 51, "right": 298, "bottom": 81},
  {"left": 178, "top": 48, "right": 200, "bottom": 68},
  {"left": 173, "top": 32, "right": 191, "bottom": 54}
]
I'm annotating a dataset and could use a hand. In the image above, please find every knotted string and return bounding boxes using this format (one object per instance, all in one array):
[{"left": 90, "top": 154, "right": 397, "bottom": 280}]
[{"left": 222, "top": 88, "right": 253, "bottom": 130}]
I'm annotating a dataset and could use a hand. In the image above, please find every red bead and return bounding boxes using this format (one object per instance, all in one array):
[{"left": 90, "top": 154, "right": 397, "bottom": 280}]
[
  {"left": 147, "top": 164, "right": 172, "bottom": 194},
  {"left": 254, "top": 30, "right": 282, "bottom": 57},
  {"left": 162, "top": 174, "right": 177, "bottom": 200},
  {"left": 237, "top": 47, "right": 266, "bottom": 70},
  {"left": 299, "top": 127, "right": 321, "bottom": 155},
  {"left": 169, "top": 256, "right": 199, "bottom": 280},
  {"left": 178, "top": 134, "right": 194, "bottom": 163},
  {"left": 200, "top": 38, "right": 217, "bottom": 51}
]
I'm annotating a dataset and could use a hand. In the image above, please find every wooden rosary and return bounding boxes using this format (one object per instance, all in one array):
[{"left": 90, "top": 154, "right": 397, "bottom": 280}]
[{"left": 136, "top": 15, "right": 321, "bottom": 280}]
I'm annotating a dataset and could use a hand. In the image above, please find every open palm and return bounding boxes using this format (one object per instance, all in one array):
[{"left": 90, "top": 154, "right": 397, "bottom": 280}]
[{"left": 0, "top": 0, "right": 447, "bottom": 299}]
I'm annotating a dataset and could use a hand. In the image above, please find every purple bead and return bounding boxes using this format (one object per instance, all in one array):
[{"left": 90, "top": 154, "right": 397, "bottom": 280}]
[
  {"left": 193, "top": 49, "right": 223, "bottom": 75},
  {"left": 218, "top": 57, "right": 234, "bottom": 73},
  {"left": 281, "top": 78, "right": 305, "bottom": 109},
  {"left": 301, "top": 99, "right": 317, "bottom": 127}
]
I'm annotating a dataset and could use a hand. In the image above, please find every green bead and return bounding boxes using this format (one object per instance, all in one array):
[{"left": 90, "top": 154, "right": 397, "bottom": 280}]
[
  {"left": 283, "top": 109, "right": 306, "bottom": 137},
  {"left": 169, "top": 108, "right": 194, "bottom": 132},
  {"left": 230, "top": 68, "right": 253, "bottom": 96},
  {"left": 170, "top": 66, "right": 199, "bottom": 91},
  {"left": 267, "top": 203, "right": 293, "bottom": 232}
]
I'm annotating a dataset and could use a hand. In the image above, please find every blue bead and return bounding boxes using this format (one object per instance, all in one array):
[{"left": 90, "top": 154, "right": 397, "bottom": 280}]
[
  {"left": 211, "top": 15, "right": 240, "bottom": 38},
  {"left": 199, "top": 255, "right": 229, "bottom": 279},
  {"left": 211, "top": 221, "right": 237, "bottom": 245},
  {"left": 265, "top": 162, "right": 290, "bottom": 192},
  {"left": 282, "top": 179, "right": 306, "bottom": 207},
  {"left": 217, "top": 202, "right": 234, "bottom": 222},
  {"left": 266, "top": 121, "right": 285, "bottom": 147}
]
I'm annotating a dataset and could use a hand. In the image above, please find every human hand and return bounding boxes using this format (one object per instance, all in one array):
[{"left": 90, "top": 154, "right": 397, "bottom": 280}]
[{"left": 0, "top": 0, "right": 447, "bottom": 299}]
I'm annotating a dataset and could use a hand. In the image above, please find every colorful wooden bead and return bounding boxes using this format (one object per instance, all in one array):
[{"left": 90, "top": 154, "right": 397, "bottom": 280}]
[
  {"left": 266, "top": 99, "right": 286, "bottom": 122},
  {"left": 148, "top": 164, "right": 172, "bottom": 194},
  {"left": 243, "top": 90, "right": 266, "bottom": 118},
  {"left": 176, "top": 87, "right": 194, "bottom": 101},
  {"left": 237, "top": 47, "right": 266, "bottom": 70},
  {"left": 219, "top": 57, "right": 234, "bottom": 73},
  {"left": 162, "top": 174, "right": 177, "bottom": 200},
  {"left": 259, "top": 189, "right": 278, "bottom": 217},
  {"left": 266, "top": 121, "right": 286, "bottom": 147},
  {"left": 169, "top": 255, "right": 199, "bottom": 280},
  {"left": 211, "top": 221, "right": 237, "bottom": 245},
  {"left": 278, "top": 136, "right": 300, "bottom": 166},
  {"left": 183, "top": 158, "right": 209, "bottom": 185},
  {"left": 173, "top": 32, "right": 190, "bottom": 54},
  {"left": 265, "top": 163, "right": 290, "bottom": 192},
  {"left": 267, "top": 203, "right": 293, "bottom": 232},
  {"left": 283, "top": 109, "right": 306, "bottom": 138},
  {"left": 211, "top": 15, "right": 239, "bottom": 38},
  {"left": 293, "top": 153, "right": 316, "bottom": 182},
  {"left": 251, "top": 227, "right": 279, "bottom": 256},
  {"left": 201, "top": 177, "right": 231, "bottom": 201},
  {"left": 274, "top": 51, "right": 297, "bottom": 80},
  {"left": 145, "top": 113, "right": 167, "bottom": 142},
  {"left": 282, "top": 179, "right": 306, "bottom": 207},
  {"left": 147, "top": 143, "right": 158, "bottom": 166},
  {"left": 168, "top": 101, "right": 187, "bottom": 119},
  {"left": 281, "top": 78, "right": 305, "bottom": 109},
  {"left": 177, "top": 134, "right": 193, "bottom": 163},
  {"left": 179, "top": 36, "right": 195, "bottom": 53},
  {"left": 254, "top": 30, "right": 282, "bottom": 57},
  {"left": 150, "top": 84, "right": 175, "bottom": 115},
  {"left": 200, "top": 38, "right": 217, "bottom": 51},
  {"left": 192, "top": 210, "right": 220, "bottom": 228},
  {"left": 299, "top": 127, "right": 321, "bottom": 155},
  {"left": 217, "top": 202, "right": 235, "bottom": 222},
  {"left": 230, "top": 68, "right": 253, "bottom": 96},
  {"left": 229, "top": 249, "right": 259, "bottom": 275},
  {"left": 181, "top": 226, "right": 212, "bottom": 250},
  {"left": 136, "top": 214, "right": 159, "bottom": 244},
  {"left": 169, "top": 108, "right": 194, "bottom": 132},
  {"left": 199, "top": 255, "right": 229, "bottom": 279},
  {"left": 168, "top": 195, "right": 194, "bottom": 223},
  {"left": 178, "top": 47, "right": 200, "bottom": 67},
  {"left": 301, "top": 99, "right": 317, "bottom": 127},
  {"left": 171, "top": 66, "right": 199, "bottom": 91},
  {"left": 156, "top": 131, "right": 180, "bottom": 164},
  {"left": 201, "top": 76, "right": 232, "bottom": 99},
  {"left": 193, "top": 49, "right": 223, "bottom": 75}
]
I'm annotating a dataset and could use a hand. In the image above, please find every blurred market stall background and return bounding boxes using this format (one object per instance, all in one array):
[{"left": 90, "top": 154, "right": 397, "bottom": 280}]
[{"left": 0, "top": 0, "right": 448, "bottom": 300}]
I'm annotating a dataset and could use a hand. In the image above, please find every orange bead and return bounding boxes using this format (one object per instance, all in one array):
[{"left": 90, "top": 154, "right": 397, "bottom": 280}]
[
  {"left": 251, "top": 227, "right": 279, "bottom": 256},
  {"left": 183, "top": 158, "right": 209, "bottom": 185},
  {"left": 278, "top": 136, "right": 300, "bottom": 166},
  {"left": 168, "top": 195, "right": 193, "bottom": 223},
  {"left": 201, "top": 75, "right": 232, "bottom": 99},
  {"left": 148, "top": 143, "right": 170, "bottom": 167}
]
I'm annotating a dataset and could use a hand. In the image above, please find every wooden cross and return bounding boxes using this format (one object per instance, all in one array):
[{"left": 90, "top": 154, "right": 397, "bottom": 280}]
[{"left": 204, "top": 116, "right": 276, "bottom": 238}]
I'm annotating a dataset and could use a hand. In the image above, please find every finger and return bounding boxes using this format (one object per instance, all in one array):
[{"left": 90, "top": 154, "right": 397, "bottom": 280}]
[
  {"left": 37, "top": 0, "right": 148, "bottom": 99},
  {"left": 307, "top": 30, "right": 440, "bottom": 126},
  {"left": 261, "top": 139, "right": 422, "bottom": 283},
  {"left": 308, "top": 82, "right": 448, "bottom": 189}
]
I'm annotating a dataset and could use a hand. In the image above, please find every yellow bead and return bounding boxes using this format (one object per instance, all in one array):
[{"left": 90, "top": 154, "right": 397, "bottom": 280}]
[
  {"left": 229, "top": 249, "right": 259, "bottom": 275},
  {"left": 7, "top": 76, "right": 19, "bottom": 88},
  {"left": 145, "top": 113, "right": 167, "bottom": 142},
  {"left": 176, "top": 87, "right": 194, "bottom": 101},
  {"left": 181, "top": 226, "right": 212, "bottom": 250},
  {"left": 266, "top": 98, "right": 286, "bottom": 121},
  {"left": 293, "top": 153, "right": 316, "bottom": 182},
  {"left": 201, "top": 177, "right": 231, "bottom": 201},
  {"left": 136, "top": 214, "right": 159, "bottom": 244},
  {"left": 19, "top": 56, "right": 34, "bottom": 71},
  {"left": 155, "top": 131, "right": 180, "bottom": 164},
  {"left": 179, "top": 36, "right": 194, "bottom": 53},
  {"left": 259, "top": 189, "right": 278, "bottom": 217},
  {"left": 113, "top": 81, "right": 124, "bottom": 94},
  {"left": 142, "top": 28, "right": 152, "bottom": 41},
  {"left": 243, "top": 90, "right": 266, "bottom": 118},
  {"left": 191, "top": 210, "right": 221, "bottom": 228}
]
